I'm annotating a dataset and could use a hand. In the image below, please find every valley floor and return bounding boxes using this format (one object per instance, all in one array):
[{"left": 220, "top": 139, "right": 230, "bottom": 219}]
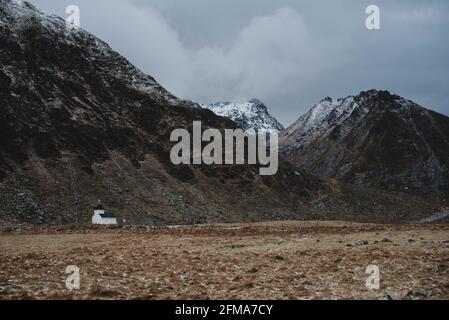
[{"left": 0, "top": 221, "right": 448, "bottom": 300}]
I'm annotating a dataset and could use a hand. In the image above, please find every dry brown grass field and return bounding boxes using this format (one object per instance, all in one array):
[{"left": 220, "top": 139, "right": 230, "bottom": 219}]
[{"left": 0, "top": 221, "right": 448, "bottom": 300}]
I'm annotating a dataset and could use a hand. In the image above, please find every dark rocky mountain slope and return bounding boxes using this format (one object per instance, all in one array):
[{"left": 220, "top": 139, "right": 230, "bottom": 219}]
[{"left": 280, "top": 90, "right": 449, "bottom": 202}]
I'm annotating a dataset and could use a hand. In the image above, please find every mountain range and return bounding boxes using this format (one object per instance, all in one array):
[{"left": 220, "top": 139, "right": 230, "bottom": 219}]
[
  {"left": 0, "top": 0, "right": 446, "bottom": 226},
  {"left": 205, "top": 91, "right": 449, "bottom": 203}
]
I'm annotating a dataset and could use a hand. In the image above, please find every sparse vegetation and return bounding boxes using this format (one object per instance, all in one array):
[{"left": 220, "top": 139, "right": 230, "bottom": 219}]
[{"left": 1, "top": 221, "right": 448, "bottom": 300}]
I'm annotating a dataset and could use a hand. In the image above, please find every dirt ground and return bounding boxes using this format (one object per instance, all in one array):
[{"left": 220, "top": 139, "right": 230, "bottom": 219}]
[{"left": 0, "top": 221, "right": 448, "bottom": 300}]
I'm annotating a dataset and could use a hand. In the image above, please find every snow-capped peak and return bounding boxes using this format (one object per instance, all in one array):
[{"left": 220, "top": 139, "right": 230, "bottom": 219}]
[
  {"left": 283, "top": 95, "right": 359, "bottom": 141},
  {"left": 203, "top": 99, "right": 284, "bottom": 132},
  {"left": 280, "top": 90, "right": 423, "bottom": 154}
]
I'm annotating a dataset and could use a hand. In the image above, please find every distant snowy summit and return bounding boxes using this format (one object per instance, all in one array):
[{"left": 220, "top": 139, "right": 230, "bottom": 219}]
[{"left": 203, "top": 99, "right": 284, "bottom": 132}]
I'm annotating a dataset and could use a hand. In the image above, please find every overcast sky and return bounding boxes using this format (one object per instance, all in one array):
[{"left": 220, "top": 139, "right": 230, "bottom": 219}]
[{"left": 29, "top": 0, "right": 449, "bottom": 126}]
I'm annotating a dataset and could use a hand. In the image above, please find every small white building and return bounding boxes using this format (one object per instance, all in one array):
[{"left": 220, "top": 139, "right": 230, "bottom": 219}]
[{"left": 92, "top": 202, "right": 118, "bottom": 225}]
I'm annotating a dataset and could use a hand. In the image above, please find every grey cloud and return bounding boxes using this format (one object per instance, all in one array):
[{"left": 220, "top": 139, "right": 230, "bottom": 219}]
[{"left": 29, "top": 0, "right": 449, "bottom": 125}]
